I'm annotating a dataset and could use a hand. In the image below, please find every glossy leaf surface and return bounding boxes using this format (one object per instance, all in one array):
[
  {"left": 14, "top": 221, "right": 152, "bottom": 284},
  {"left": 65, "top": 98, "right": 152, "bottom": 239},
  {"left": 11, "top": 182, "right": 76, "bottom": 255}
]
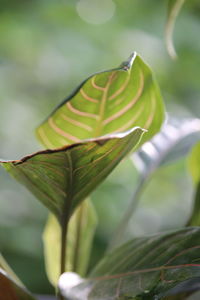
[
  {"left": 43, "top": 199, "right": 97, "bottom": 286},
  {"left": 36, "top": 53, "right": 164, "bottom": 148},
  {"left": 0, "top": 127, "right": 145, "bottom": 222},
  {"left": 60, "top": 227, "right": 200, "bottom": 300},
  {"left": 165, "top": 0, "right": 185, "bottom": 59}
]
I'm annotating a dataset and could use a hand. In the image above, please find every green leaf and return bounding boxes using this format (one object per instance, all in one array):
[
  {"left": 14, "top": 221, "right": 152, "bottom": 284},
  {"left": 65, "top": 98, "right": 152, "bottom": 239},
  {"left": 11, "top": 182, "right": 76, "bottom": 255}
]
[
  {"left": 187, "top": 142, "right": 200, "bottom": 226},
  {"left": 36, "top": 53, "right": 164, "bottom": 148},
  {"left": 165, "top": 0, "right": 185, "bottom": 59},
  {"left": 0, "top": 255, "right": 36, "bottom": 300},
  {"left": 43, "top": 198, "right": 98, "bottom": 286},
  {"left": 59, "top": 227, "right": 200, "bottom": 300},
  {"left": 0, "top": 127, "right": 145, "bottom": 223}
]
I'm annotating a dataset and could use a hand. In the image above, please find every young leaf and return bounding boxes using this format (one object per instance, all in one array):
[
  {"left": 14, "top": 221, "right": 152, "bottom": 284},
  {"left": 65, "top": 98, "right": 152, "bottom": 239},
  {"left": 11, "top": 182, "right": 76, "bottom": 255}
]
[
  {"left": 36, "top": 53, "right": 164, "bottom": 148},
  {"left": 165, "top": 0, "right": 185, "bottom": 59},
  {"left": 0, "top": 255, "right": 36, "bottom": 300},
  {"left": 43, "top": 199, "right": 97, "bottom": 286},
  {"left": 0, "top": 127, "right": 145, "bottom": 224},
  {"left": 59, "top": 227, "right": 200, "bottom": 300},
  {"left": 187, "top": 142, "right": 200, "bottom": 226}
]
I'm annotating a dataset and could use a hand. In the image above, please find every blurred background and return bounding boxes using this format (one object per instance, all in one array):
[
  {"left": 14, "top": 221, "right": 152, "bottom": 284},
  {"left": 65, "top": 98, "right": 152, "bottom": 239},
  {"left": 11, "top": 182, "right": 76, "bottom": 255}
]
[{"left": 0, "top": 0, "right": 200, "bottom": 295}]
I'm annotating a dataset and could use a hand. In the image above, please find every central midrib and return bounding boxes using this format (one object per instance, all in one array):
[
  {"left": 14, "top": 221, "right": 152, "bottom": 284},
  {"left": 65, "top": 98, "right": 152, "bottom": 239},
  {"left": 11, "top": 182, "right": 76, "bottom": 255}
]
[{"left": 94, "top": 72, "right": 115, "bottom": 137}]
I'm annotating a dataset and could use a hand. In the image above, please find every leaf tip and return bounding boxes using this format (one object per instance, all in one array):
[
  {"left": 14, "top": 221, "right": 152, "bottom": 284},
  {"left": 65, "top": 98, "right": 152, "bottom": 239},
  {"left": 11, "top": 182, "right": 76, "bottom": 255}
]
[{"left": 120, "top": 52, "right": 137, "bottom": 71}]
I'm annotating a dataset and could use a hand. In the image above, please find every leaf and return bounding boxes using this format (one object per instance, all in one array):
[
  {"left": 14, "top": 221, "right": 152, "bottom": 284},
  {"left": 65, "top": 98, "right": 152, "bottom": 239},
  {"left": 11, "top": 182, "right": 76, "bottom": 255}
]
[
  {"left": 0, "top": 255, "right": 36, "bottom": 300},
  {"left": 187, "top": 142, "right": 200, "bottom": 226},
  {"left": 36, "top": 53, "right": 164, "bottom": 148},
  {"left": 165, "top": 0, "right": 185, "bottom": 59},
  {"left": 59, "top": 227, "right": 200, "bottom": 300},
  {"left": 0, "top": 253, "right": 23, "bottom": 288},
  {"left": 0, "top": 127, "right": 145, "bottom": 223},
  {"left": 132, "top": 117, "right": 200, "bottom": 179},
  {"left": 110, "top": 117, "right": 200, "bottom": 249},
  {"left": 43, "top": 199, "right": 97, "bottom": 286}
]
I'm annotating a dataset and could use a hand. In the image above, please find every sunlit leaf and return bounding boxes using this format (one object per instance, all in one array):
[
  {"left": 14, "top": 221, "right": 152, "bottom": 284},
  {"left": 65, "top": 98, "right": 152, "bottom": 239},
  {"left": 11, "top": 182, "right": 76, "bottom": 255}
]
[
  {"left": 165, "top": 0, "right": 185, "bottom": 59},
  {"left": 187, "top": 142, "right": 200, "bottom": 226},
  {"left": 36, "top": 53, "right": 164, "bottom": 148},
  {"left": 43, "top": 199, "right": 97, "bottom": 286},
  {"left": 59, "top": 227, "right": 200, "bottom": 300},
  {"left": 0, "top": 127, "right": 145, "bottom": 223}
]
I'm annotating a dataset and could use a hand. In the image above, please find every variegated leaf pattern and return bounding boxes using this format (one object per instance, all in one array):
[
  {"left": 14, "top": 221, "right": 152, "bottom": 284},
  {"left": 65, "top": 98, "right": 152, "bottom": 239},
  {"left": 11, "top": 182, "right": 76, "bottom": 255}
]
[
  {"left": 1, "top": 127, "right": 145, "bottom": 222},
  {"left": 36, "top": 53, "right": 164, "bottom": 149},
  {"left": 59, "top": 227, "right": 200, "bottom": 300},
  {"left": 43, "top": 199, "right": 97, "bottom": 286}
]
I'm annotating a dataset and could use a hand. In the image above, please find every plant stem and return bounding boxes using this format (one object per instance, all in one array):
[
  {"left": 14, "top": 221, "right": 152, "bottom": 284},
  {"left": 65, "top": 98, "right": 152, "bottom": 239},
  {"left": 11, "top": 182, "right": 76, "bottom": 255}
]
[
  {"left": 60, "top": 220, "right": 68, "bottom": 275},
  {"left": 108, "top": 176, "right": 147, "bottom": 251}
]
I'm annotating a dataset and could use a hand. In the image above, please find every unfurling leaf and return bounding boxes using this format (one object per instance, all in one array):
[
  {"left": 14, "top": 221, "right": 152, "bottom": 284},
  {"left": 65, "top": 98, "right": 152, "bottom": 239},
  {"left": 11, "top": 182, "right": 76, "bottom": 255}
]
[
  {"left": 36, "top": 53, "right": 164, "bottom": 148},
  {"left": 59, "top": 227, "right": 200, "bottom": 300},
  {"left": 0, "top": 127, "right": 145, "bottom": 224},
  {"left": 165, "top": 0, "right": 185, "bottom": 59},
  {"left": 43, "top": 199, "right": 97, "bottom": 286}
]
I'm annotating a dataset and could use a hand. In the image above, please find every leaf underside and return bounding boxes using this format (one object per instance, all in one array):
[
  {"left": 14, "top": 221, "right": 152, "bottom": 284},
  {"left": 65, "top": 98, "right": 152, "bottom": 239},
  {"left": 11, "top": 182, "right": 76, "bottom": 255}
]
[
  {"left": 36, "top": 53, "right": 164, "bottom": 149},
  {"left": 0, "top": 127, "right": 145, "bottom": 222},
  {"left": 60, "top": 227, "right": 200, "bottom": 300}
]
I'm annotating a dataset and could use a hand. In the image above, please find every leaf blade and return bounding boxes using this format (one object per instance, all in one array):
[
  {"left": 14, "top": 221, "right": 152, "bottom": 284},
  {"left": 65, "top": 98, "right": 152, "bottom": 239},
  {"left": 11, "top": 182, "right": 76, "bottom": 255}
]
[
  {"left": 36, "top": 53, "right": 164, "bottom": 148},
  {"left": 59, "top": 227, "right": 200, "bottom": 300},
  {"left": 1, "top": 127, "right": 145, "bottom": 222}
]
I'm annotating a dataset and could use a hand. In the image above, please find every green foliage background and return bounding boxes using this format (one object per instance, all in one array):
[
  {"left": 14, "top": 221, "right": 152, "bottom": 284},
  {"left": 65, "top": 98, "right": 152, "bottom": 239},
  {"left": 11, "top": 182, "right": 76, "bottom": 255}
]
[{"left": 0, "top": 0, "right": 199, "bottom": 295}]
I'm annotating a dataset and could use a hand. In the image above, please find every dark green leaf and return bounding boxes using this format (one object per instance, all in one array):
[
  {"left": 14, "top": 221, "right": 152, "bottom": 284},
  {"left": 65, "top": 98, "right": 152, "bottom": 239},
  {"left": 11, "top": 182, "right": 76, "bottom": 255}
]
[
  {"left": 0, "top": 127, "right": 145, "bottom": 223},
  {"left": 43, "top": 198, "right": 97, "bottom": 286},
  {"left": 165, "top": 0, "right": 185, "bottom": 59},
  {"left": 59, "top": 227, "right": 200, "bottom": 300},
  {"left": 36, "top": 53, "right": 164, "bottom": 148}
]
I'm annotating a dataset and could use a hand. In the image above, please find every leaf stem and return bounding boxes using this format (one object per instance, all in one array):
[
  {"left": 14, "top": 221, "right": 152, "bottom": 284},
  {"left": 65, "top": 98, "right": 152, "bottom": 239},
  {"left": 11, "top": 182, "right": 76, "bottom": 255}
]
[
  {"left": 108, "top": 176, "right": 147, "bottom": 251},
  {"left": 60, "top": 220, "right": 68, "bottom": 275}
]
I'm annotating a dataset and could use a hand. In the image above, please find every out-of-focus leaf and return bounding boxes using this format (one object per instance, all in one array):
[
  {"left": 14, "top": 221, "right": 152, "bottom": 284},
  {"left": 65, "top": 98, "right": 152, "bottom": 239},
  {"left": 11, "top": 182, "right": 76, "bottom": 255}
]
[
  {"left": 132, "top": 117, "right": 200, "bottom": 178},
  {"left": 0, "top": 127, "right": 145, "bottom": 223},
  {"left": 110, "top": 118, "right": 200, "bottom": 250},
  {"left": 36, "top": 53, "right": 164, "bottom": 148},
  {"left": 59, "top": 227, "right": 200, "bottom": 300},
  {"left": 187, "top": 142, "right": 200, "bottom": 226},
  {"left": 0, "top": 268, "right": 36, "bottom": 300},
  {"left": 165, "top": 0, "right": 185, "bottom": 59},
  {"left": 43, "top": 199, "right": 97, "bottom": 286},
  {"left": 0, "top": 253, "right": 23, "bottom": 288}
]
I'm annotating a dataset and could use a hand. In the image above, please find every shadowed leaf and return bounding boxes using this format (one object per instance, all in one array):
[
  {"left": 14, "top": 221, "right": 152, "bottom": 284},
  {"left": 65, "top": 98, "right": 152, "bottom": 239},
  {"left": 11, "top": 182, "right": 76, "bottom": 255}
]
[
  {"left": 43, "top": 199, "right": 97, "bottom": 286},
  {"left": 36, "top": 53, "right": 164, "bottom": 148},
  {"left": 59, "top": 227, "right": 200, "bottom": 300},
  {"left": 165, "top": 0, "right": 185, "bottom": 59},
  {"left": 0, "top": 127, "right": 145, "bottom": 223}
]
